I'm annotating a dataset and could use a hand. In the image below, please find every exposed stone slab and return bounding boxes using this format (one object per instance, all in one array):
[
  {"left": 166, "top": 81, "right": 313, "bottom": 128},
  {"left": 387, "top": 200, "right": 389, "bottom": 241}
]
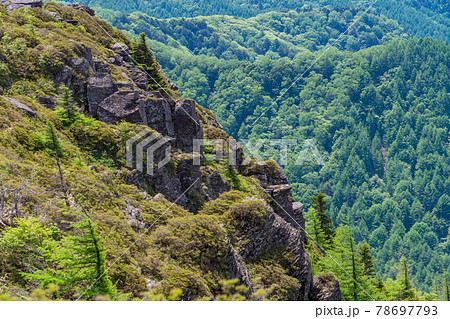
[
  {"left": 0, "top": 0, "right": 42, "bottom": 12},
  {"left": 3, "top": 97, "right": 36, "bottom": 116}
]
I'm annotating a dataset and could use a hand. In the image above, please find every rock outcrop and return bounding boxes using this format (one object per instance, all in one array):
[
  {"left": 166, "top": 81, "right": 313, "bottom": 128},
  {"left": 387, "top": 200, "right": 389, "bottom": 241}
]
[
  {"left": 226, "top": 242, "right": 254, "bottom": 297},
  {"left": 0, "top": 0, "right": 42, "bottom": 12},
  {"left": 310, "top": 273, "right": 342, "bottom": 301},
  {"left": 65, "top": 3, "right": 95, "bottom": 16},
  {"left": 238, "top": 198, "right": 313, "bottom": 300}
]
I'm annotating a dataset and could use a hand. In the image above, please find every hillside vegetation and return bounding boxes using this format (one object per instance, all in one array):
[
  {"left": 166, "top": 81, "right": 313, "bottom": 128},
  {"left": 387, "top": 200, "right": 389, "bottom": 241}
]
[{"left": 60, "top": 0, "right": 450, "bottom": 41}]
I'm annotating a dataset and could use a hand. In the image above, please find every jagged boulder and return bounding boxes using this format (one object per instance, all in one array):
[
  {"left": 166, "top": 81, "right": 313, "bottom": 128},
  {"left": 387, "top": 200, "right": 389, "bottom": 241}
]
[
  {"left": 87, "top": 61, "right": 117, "bottom": 117},
  {"left": 112, "top": 43, "right": 131, "bottom": 62},
  {"left": 97, "top": 90, "right": 144, "bottom": 124},
  {"left": 239, "top": 200, "right": 313, "bottom": 300},
  {"left": 226, "top": 243, "right": 253, "bottom": 297},
  {"left": 201, "top": 167, "right": 231, "bottom": 201},
  {"left": 65, "top": 3, "right": 95, "bottom": 16},
  {"left": 53, "top": 66, "right": 72, "bottom": 88},
  {"left": 310, "top": 273, "right": 342, "bottom": 301},
  {"left": 140, "top": 98, "right": 174, "bottom": 135},
  {"left": 0, "top": 0, "right": 42, "bottom": 12},
  {"left": 73, "top": 42, "right": 95, "bottom": 71},
  {"left": 124, "top": 62, "right": 148, "bottom": 91}
]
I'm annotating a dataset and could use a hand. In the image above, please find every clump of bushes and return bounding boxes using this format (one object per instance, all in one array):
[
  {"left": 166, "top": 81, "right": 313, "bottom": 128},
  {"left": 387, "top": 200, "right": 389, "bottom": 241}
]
[
  {"left": 225, "top": 199, "right": 267, "bottom": 230},
  {"left": 151, "top": 215, "right": 227, "bottom": 271},
  {"left": 201, "top": 190, "right": 247, "bottom": 215},
  {"left": 138, "top": 194, "right": 191, "bottom": 227}
]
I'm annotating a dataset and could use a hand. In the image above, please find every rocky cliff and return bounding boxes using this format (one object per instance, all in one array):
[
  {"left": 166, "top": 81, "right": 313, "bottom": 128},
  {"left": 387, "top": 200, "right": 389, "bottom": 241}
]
[
  {"left": 0, "top": 0, "right": 42, "bottom": 12},
  {"left": 0, "top": 2, "right": 341, "bottom": 300}
]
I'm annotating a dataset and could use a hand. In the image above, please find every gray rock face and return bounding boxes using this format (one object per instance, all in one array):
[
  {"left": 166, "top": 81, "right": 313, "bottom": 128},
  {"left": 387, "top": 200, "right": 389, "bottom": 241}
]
[
  {"left": 97, "top": 90, "right": 143, "bottom": 124},
  {"left": 54, "top": 66, "right": 72, "bottom": 88},
  {"left": 78, "top": 43, "right": 95, "bottom": 71},
  {"left": 112, "top": 43, "right": 131, "bottom": 62},
  {"left": 37, "top": 96, "right": 55, "bottom": 110},
  {"left": 53, "top": 44, "right": 204, "bottom": 154},
  {"left": 236, "top": 154, "right": 337, "bottom": 300},
  {"left": 141, "top": 98, "right": 175, "bottom": 135},
  {"left": 242, "top": 160, "right": 304, "bottom": 228},
  {"left": 310, "top": 273, "right": 342, "bottom": 301},
  {"left": 239, "top": 200, "right": 313, "bottom": 300},
  {"left": 87, "top": 74, "right": 117, "bottom": 117},
  {"left": 70, "top": 58, "right": 91, "bottom": 77},
  {"left": 265, "top": 184, "right": 305, "bottom": 229},
  {"left": 0, "top": 0, "right": 42, "bottom": 12},
  {"left": 126, "top": 152, "right": 203, "bottom": 208},
  {"left": 173, "top": 99, "right": 203, "bottom": 153},
  {"left": 53, "top": 44, "right": 95, "bottom": 111},
  {"left": 124, "top": 62, "right": 148, "bottom": 91},
  {"left": 226, "top": 243, "right": 253, "bottom": 297},
  {"left": 201, "top": 167, "right": 231, "bottom": 201}
]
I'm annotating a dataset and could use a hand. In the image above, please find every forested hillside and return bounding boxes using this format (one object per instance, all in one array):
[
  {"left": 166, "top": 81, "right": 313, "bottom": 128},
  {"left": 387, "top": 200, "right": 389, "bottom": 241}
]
[
  {"left": 97, "top": 7, "right": 409, "bottom": 110},
  {"left": 92, "top": 5, "right": 450, "bottom": 293},
  {"left": 98, "top": 7, "right": 407, "bottom": 60},
  {"left": 59, "top": 0, "right": 450, "bottom": 41}
]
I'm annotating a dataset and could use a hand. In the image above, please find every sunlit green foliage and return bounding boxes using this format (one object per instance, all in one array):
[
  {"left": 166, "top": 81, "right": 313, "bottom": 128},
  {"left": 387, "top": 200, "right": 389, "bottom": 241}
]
[{"left": 63, "top": 0, "right": 450, "bottom": 41}]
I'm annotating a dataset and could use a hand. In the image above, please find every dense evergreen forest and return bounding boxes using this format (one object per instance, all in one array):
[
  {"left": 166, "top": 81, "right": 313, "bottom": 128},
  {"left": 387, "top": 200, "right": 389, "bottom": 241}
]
[
  {"left": 99, "top": 7, "right": 408, "bottom": 60},
  {"left": 60, "top": 0, "right": 450, "bottom": 40},
  {"left": 91, "top": 5, "right": 450, "bottom": 294}
]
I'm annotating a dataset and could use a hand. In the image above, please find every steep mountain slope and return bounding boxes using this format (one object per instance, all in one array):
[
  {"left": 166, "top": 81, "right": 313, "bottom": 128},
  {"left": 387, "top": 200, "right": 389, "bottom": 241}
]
[
  {"left": 0, "top": 2, "right": 341, "bottom": 300},
  {"left": 90, "top": 5, "right": 450, "bottom": 292},
  {"left": 60, "top": 0, "right": 450, "bottom": 41}
]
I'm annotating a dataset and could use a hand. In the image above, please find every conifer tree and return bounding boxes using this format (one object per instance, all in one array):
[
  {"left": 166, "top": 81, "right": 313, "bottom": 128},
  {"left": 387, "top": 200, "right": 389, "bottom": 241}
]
[
  {"left": 327, "top": 223, "right": 364, "bottom": 300},
  {"left": 325, "top": 217, "right": 377, "bottom": 301},
  {"left": 55, "top": 85, "right": 79, "bottom": 127},
  {"left": 358, "top": 241, "right": 376, "bottom": 278},
  {"left": 432, "top": 277, "right": 440, "bottom": 300},
  {"left": 374, "top": 276, "right": 385, "bottom": 292},
  {"left": 130, "top": 33, "right": 167, "bottom": 91},
  {"left": 348, "top": 228, "right": 359, "bottom": 301},
  {"left": 305, "top": 208, "right": 328, "bottom": 273},
  {"left": 310, "top": 192, "right": 335, "bottom": 241},
  {"left": 45, "top": 122, "right": 69, "bottom": 207},
  {"left": 24, "top": 213, "right": 117, "bottom": 300},
  {"left": 306, "top": 208, "right": 327, "bottom": 248},
  {"left": 444, "top": 272, "right": 450, "bottom": 301},
  {"left": 396, "top": 256, "right": 415, "bottom": 300}
]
